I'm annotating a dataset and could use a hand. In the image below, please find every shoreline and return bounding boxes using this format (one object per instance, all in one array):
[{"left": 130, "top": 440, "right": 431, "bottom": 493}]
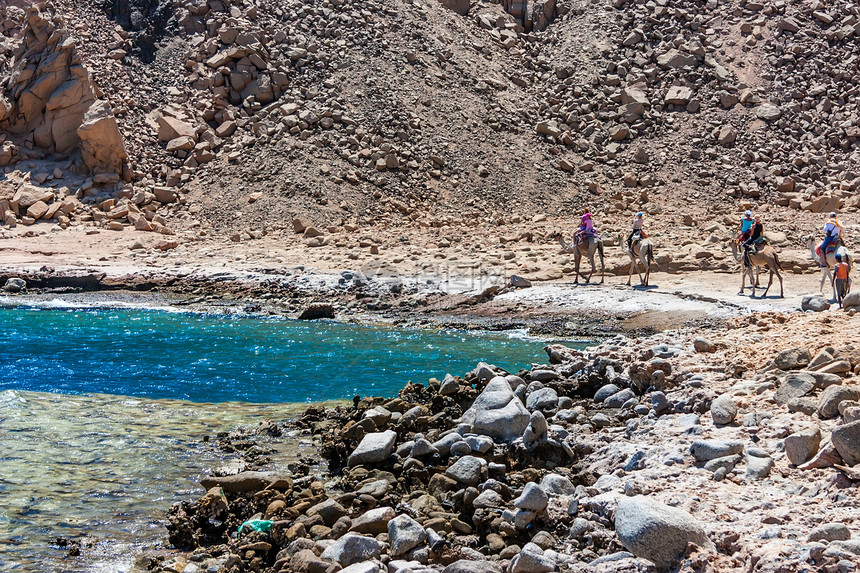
[
  {"left": 5, "top": 258, "right": 860, "bottom": 572},
  {"left": 143, "top": 308, "right": 860, "bottom": 573},
  {"left": 0, "top": 254, "right": 827, "bottom": 341}
]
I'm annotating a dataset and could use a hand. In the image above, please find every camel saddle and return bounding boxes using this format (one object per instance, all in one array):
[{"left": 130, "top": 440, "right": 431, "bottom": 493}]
[
  {"left": 575, "top": 229, "right": 599, "bottom": 245},
  {"left": 631, "top": 230, "right": 647, "bottom": 243},
  {"left": 815, "top": 237, "right": 844, "bottom": 258}
]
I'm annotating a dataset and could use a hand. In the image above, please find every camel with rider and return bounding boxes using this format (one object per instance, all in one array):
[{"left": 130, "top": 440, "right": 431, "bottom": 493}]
[
  {"left": 806, "top": 235, "right": 852, "bottom": 300},
  {"left": 729, "top": 240, "right": 785, "bottom": 298},
  {"left": 553, "top": 232, "right": 605, "bottom": 284}
]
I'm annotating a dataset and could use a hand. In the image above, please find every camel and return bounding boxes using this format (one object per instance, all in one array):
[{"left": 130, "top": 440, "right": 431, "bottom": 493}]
[
  {"left": 730, "top": 240, "right": 784, "bottom": 298},
  {"left": 553, "top": 232, "right": 605, "bottom": 284},
  {"left": 806, "top": 236, "right": 852, "bottom": 300},
  {"left": 624, "top": 234, "right": 655, "bottom": 287}
]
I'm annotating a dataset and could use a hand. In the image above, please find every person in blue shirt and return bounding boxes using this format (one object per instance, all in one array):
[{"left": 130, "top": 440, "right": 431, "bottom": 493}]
[{"left": 737, "top": 210, "right": 754, "bottom": 243}]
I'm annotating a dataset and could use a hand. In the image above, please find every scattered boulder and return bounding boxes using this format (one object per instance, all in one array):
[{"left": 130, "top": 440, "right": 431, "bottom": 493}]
[
  {"left": 773, "top": 348, "right": 811, "bottom": 371},
  {"left": 442, "top": 561, "right": 503, "bottom": 573},
  {"left": 509, "top": 542, "right": 556, "bottom": 573},
  {"left": 801, "top": 295, "right": 830, "bottom": 312},
  {"left": 388, "top": 514, "right": 426, "bottom": 556},
  {"left": 460, "top": 376, "right": 530, "bottom": 441},
  {"left": 693, "top": 337, "right": 716, "bottom": 353},
  {"left": 808, "top": 523, "right": 851, "bottom": 543},
  {"left": 3, "top": 277, "right": 26, "bottom": 293},
  {"left": 664, "top": 86, "right": 693, "bottom": 105},
  {"left": 513, "top": 483, "right": 548, "bottom": 512},
  {"left": 347, "top": 430, "right": 397, "bottom": 468},
  {"left": 540, "top": 474, "right": 575, "bottom": 496},
  {"left": 320, "top": 534, "right": 383, "bottom": 567},
  {"left": 774, "top": 372, "right": 816, "bottom": 405},
  {"left": 784, "top": 428, "right": 821, "bottom": 466},
  {"left": 831, "top": 420, "right": 860, "bottom": 466},
  {"left": 199, "top": 471, "right": 292, "bottom": 493},
  {"left": 526, "top": 387, "right": 559, "bottom": 412},
  {"left": 710, "top": 394, "right": 737, "bottom": 425},
  {"left": 615, "top": 495, "right": 715, "bottom": 569},
  {"left": 351, "top": 507, "right": 396, "bottom": 534},
  {"left": 510, "top": 275, "right": 532, "bottom": 288},
  {"left": 446, "top": 455, "right": 487, "bottom": 486},
  {"left": 690, "top": 440, "right": 744, "bottom": 462},
  {"left": 744, "top": 447, "right": 773, "bottom": 479},
  {"left": 298, "top": 303, "right": 335, "bottom": 320},
  {"left": 819, "top": 386, "right": 860, "bottom": 420}
]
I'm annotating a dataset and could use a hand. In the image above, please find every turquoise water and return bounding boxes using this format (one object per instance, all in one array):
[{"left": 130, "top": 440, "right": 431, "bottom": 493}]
[
  {"left": 0, "top": 305, "right": 552, "bottom": 403},
  {"left": 0, "top": 303, "right": 566, "bottom": 572}
]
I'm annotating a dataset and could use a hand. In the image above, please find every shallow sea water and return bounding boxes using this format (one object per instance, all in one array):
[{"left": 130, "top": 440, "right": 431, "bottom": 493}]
[{"left": 0, "top": 303, "right": 570, "bottom": 571}]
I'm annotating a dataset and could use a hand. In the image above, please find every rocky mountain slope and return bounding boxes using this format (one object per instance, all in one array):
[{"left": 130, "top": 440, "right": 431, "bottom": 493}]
[{"left": 0, "top": 0, "right": 858, "bottom": 239}]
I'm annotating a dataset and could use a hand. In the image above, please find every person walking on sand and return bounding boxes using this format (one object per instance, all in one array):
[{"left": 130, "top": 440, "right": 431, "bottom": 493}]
[{"left": 833, "top": 253, "right": 850, "bottom": 308}]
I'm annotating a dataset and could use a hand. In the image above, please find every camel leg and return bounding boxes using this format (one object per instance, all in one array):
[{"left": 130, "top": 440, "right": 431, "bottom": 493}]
[
  {"left": 643, "top": 258, "right": 650, "bottom": 286},
  {"left": 761, "top": 268, "right": 773, "bottom": 297},
  {"left": 627, "top": 254, "right": 635, "bottom": 286},
  {"left": 739, "top": 265, "right": 747, "bottom": 295},
  {"left": 574, "top": 252, "right": 580, "bottom": 284},
  {"left": 599, "top": 252, "right": 605, "bottom": 285},
  {"left": 750, "top": 267, "right": 757, "bottom": 298},
  {"left": 585, "top": 255, "right": 594, "bottom": 283},
  {"left": 776, "top": 269, "right": 784, "bottom": 298}
]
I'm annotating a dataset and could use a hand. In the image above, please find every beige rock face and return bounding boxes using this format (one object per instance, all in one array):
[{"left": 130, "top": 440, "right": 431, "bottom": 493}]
[
  {"left": 77, "top": 100, "right": 128, "bottom": 175},
  {"left": 0, "top": 6, "right": 124, "bottom": 174}
]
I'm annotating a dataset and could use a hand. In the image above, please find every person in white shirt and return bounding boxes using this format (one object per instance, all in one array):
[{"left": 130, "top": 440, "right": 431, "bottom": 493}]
[
  {"left": 626, "top": 212, "right": 645, "bottom": 250},
  {"left": 820, "top": 212, "right": 844, "bottom": 265}
]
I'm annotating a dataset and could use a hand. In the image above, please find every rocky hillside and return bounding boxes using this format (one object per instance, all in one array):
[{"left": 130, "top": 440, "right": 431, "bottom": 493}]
[{"left": 0, "top": 0, "right": 858, "bottom": 237}]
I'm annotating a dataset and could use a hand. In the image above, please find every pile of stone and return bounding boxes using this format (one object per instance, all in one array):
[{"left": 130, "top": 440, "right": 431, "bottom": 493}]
[
  {"left": 0, "top": 6, "right": 127, "bottom": 176},
  {"left": 148, "top": 318, "right": 860, "bottom": 573}
]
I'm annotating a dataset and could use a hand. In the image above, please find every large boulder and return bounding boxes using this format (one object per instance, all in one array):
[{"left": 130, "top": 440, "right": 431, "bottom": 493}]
[
  {"left": 784, "top": 428, "right": 821, "bottom": 466},
  {"left": 347, "top": 430, "right": 397, "bottom": 468},
  {"left": 388, "top": 514, "right": 426, "bottom": 556},
  {"left": 446, "top": 455, "right": 487, "bottom": 486},
  {"left": 690, "top": 440, "right": 744, "bottom": 462},
  {"left": 710, "top": 394, "right": 737, "bottom": 425},
  {"left": 831, "top": 420, "right": 860, "bottom": 466},
  {"left": 615, "top": 495, "right": 715, "bottom": 568},
  {"left": 77, "top": 100, "right": 128, "bottom": 175},
  {"left": 773, "top": 347, "right": 811, "bottom": 370},
  {"left": 320, "top": 534, "right": 383, "bottom": 567},
  {"left": 460, "top": 376, "right": 530, "bottom": 441},
  {"left": 350, "top": 506, "right": 396, "bottom": 534},
  {"left": 801, "top": 295, "right": 830, "bottom": 312},
  {"left": 818, "top": 386, "right": 860, "bottom": 420},
  {"left": 442, "top": 561, "right": 503, "bottom": 573}
]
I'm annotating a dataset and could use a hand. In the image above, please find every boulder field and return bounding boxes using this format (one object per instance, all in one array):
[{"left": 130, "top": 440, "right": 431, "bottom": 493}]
[{"left": 152, "top": 310, "right": 860, "bottom": 573}]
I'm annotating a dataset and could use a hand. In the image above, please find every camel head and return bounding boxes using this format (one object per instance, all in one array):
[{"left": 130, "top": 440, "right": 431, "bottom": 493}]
[{"left": 729, "top": 239, "right": 741, "bottom": 262}]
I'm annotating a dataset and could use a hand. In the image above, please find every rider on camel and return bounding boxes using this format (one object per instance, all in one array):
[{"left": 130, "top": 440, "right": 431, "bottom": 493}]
[
  {"left": 820, "top": 212, "right": 844, "bottom": 267},
  {"left": 574, "top": 213, "right": 597, "bottom": 245},
  {"left": 738, "top": 210, "right": 754, "bottom": 243},
  {"left": 743, "top": 215, "right": 765, "bottom": 252},
  {"left": 627, "top": 212, "right": 645, "bottom": 251}
]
